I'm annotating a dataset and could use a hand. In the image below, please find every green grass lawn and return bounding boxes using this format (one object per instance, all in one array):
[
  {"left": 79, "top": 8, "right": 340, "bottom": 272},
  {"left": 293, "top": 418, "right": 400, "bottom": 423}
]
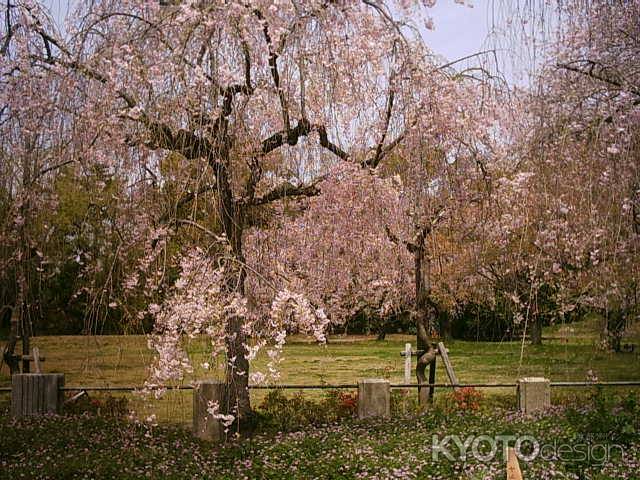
[{"left": 1, "top": 319, "right": 639, "bottom": 423}]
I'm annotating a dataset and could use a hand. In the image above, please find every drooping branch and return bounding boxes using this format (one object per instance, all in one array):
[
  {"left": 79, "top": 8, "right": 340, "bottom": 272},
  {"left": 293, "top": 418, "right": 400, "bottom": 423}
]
[
  {"left": 254, "top": 9, "right": 290, "bottom": 131},
  {"left": 558, "top": 60, "right": 640, "bottom": 98}
]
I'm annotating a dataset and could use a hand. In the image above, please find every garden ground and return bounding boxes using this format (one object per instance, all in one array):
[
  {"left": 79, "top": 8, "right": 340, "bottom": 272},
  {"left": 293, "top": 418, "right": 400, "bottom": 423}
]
[
  {"left": 1, "top": 319, "right": 639, "bottom": 479},
  {"left": 1, "top": 388, "right": 639, "bottom": 479}
]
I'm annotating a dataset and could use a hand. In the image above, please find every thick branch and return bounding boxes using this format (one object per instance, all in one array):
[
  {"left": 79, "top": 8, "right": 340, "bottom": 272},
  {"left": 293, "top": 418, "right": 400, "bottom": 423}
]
[
  {"left": 251, "top": 178, "right": 324, "bottom": 206},
  {"left": 143, "top": 119, "right": 216, "bottom": 161},
  {"left": 362, "top": 118, "right": 414, "bottom": 168},
  {"left": 368, "top": 42, "right": 398, "bottom": 168},
  {"left": 261, "top": 118, "right": 312, "bottom": 154},
  {"left": 370, "top": 89, "right": 395, "bottom": 167},
  {"left": 1, "top": 0, "right": 17, "bottom": 56},
  {"left": 316, "top": 124, "right": 350, "bottom": 161}
]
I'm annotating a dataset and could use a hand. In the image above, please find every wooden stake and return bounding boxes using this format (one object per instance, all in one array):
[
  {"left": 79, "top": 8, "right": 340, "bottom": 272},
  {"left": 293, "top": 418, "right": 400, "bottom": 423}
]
[
  {"left": 506, "top": 447, "right": 523, "bottom": 480},
  {"left": 404, "top": 343, "right": 412, "bottom": 384},
  {"left": 428, "top": 357, "right": 436, "bottom": 402},
  {"left": 32, "top": 347, "right": 41, "bottom": 373},
  {"left": 437, "top": 341, "right": 459, "bottom": 387}
]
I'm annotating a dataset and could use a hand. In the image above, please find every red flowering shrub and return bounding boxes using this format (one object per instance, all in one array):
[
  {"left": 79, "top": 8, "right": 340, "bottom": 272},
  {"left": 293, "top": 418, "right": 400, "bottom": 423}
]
[
  {"left": 450, "top": 387, "right": 483, "bottom": 412},
  {"left": 338, "top": 391, "right": 358, "bottom": 413}
]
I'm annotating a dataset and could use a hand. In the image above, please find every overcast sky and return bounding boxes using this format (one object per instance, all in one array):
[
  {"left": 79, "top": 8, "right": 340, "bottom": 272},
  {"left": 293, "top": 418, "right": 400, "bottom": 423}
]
[
  {"left": 422, "top": 2, "right": 492, "bottom": 63},
  {"left": 43, "top": 1, "right": 494, "bottom": 63}
]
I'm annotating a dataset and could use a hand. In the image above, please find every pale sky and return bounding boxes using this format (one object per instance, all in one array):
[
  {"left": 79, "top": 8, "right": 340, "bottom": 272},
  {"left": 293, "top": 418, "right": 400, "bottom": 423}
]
[
  {"left": 422, "top": 2, "right": 492, "bottom": 64},
  {"left": 43, "top": 1, "right": 494, "bottom": 67}
]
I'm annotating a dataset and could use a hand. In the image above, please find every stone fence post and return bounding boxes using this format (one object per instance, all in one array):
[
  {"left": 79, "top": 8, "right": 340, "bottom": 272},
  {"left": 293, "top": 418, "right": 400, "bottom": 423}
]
[
  {"left": 193, "top": 380, "right": 226, "bottom": 442},
  {"left": 357, "top": 379, "right": 390, "bottom": 419},
  {"left": 517, "top": 377, "right": 550, "bottom": 414}
]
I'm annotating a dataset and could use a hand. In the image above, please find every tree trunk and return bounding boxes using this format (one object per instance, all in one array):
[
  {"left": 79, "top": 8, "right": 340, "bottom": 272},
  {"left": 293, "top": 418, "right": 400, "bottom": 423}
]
[
  {"left": 4, "top": 155, "right": 34, "bottom": 375},
  {"left": 2, "top": 308, "right": 20, "bottom": 374},
  {"left": 438, "top": 310, "right": 452, "bottom": 341},
  {"left": 413, "top": 228, "right": 437, "bottom": 404},
  {"left": 603, "top": 309, "right": 625, "bottom": 352},
  {"left": 214, "top": 163, "right": 252, "bottom": 422},
  {"left": 529, "top": 315, "right": 542, "bottom": 346}
]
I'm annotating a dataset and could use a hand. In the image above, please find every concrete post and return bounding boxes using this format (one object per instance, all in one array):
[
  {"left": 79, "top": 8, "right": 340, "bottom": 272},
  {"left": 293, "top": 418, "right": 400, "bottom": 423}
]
[
  {"left": 11, "top": 373, "right": 64, "bottom": 417},
  {"left": 357, "top": 379, "right": 390, "bottom": 419},
  {"left": 404, "top": 343, "right": 412, "bottom": 384},
  {"left": 517, "top": 377, "right": 550, "bottom": 414},
  {"left": 193, "top": 380, "right": 226, "bottom": 442}
]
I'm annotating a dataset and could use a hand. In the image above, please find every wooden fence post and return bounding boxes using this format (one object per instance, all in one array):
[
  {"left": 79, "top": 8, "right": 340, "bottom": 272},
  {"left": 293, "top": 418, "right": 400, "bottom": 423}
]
[{"left": 11, "top": 373, "right": 64, "bottom": 417}]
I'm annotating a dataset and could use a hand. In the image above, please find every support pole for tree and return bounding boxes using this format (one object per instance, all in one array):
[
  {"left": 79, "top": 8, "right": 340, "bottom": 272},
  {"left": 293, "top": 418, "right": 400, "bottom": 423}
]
[
  {"left": 428, "top": 356, "right": 436, "bottom": 402},
  {"left": 437, "top": 342, "right": 459, "bottom": 387},
  {"left": 403, "top": 343, "right": 412, "bottom": 384}
]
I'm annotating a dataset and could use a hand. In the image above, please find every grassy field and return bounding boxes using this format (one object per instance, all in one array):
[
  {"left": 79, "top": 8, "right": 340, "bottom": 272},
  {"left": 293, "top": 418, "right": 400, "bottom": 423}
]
[{"left": 1, "top": 318, "right": 639, "bottom": 423}]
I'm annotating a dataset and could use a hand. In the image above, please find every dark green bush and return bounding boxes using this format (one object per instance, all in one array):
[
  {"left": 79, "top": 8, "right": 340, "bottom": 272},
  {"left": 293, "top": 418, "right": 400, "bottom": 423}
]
[
  {"left": 256, "top": 389, "right": 357, "bottom": 432},
  {"left": 565, "top": 388, "right": 640, "bottom": 446},
  {"left": 62, "top": 392, "right": 129, "bottom": 418}
]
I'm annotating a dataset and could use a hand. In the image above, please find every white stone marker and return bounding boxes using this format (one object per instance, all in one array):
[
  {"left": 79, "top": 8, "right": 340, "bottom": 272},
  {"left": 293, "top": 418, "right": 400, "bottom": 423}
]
[
  {"left": 404, "top": 343, "right": 412, "bottom": 384},
  {"left": 517, "top": 377, "right": 550, "bottom": 414},
  {"left": 357, "top": 378, "right": 390, "bottom": 419},
  {"left": 193, "top": 380, "right": 226, "bottom": 442}
]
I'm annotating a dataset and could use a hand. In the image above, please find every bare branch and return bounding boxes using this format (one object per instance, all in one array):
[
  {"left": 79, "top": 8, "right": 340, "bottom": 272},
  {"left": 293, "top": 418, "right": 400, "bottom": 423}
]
[
  {"left": 34, "top": 159, "right": 74, "bottom": 179},
  {"left": 175, "top": 219, "right": 219, "bottom": 238},
  {"left": 159, "top": 183, "right": 218, "bottom": 223}
]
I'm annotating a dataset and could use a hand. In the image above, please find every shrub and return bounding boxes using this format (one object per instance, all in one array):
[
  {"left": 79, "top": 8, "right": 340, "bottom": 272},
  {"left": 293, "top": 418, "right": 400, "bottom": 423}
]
[
  {"left": 256, "top": 389, "right": 357, "bottom": 432},
  {"left": 565, "top": 388, "right": 640, "bottom": 446},
  {"left": 448, "top": 387, "right": 484, "bottom": 412},
  {"left": 390, "top": 389, "right": 420, "bottom": 416},
  {"left": 63, "top": 392, "right": 129, "bottom": 418}
]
